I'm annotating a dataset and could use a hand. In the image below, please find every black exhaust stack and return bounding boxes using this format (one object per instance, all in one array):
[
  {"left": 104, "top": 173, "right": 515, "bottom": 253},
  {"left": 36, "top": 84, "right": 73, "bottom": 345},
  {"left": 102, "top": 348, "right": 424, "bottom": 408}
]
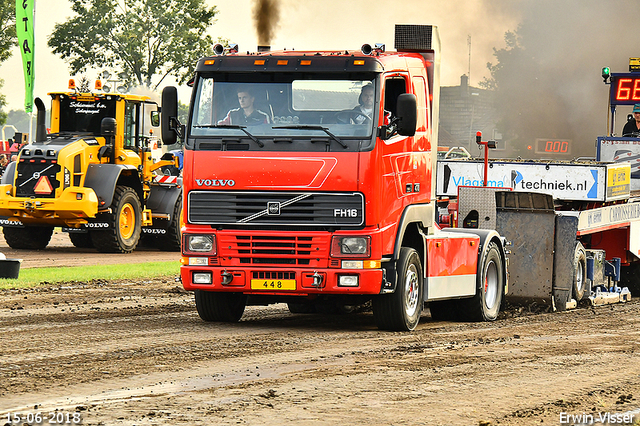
[{"left": 34, "top": 97, "right": 47, "bottom": 142}]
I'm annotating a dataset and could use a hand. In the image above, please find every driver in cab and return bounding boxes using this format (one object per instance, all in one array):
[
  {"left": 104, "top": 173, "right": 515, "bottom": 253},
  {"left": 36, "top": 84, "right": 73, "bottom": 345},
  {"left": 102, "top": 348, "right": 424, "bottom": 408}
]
[
  {"left": 622, "top": 103, "right": 640, "bottom": 136},
  {"left": 351, "top": 84, "right": 374, "bottom": 124},
  {"left": 218, "top": 89, "right": 271, "bottom": 126}
]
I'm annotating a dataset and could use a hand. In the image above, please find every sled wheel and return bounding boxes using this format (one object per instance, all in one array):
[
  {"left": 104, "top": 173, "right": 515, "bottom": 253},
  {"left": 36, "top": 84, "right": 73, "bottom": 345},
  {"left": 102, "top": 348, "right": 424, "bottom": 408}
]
[{"left": 573, "top": 243, "right": 588, "bottom": 301}]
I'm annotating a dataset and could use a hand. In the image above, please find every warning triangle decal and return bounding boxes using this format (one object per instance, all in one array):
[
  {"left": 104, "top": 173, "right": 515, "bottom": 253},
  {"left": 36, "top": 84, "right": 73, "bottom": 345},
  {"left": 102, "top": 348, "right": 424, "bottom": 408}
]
[{"left": 34, "top": 175, "right": 53, "bottom": 195}]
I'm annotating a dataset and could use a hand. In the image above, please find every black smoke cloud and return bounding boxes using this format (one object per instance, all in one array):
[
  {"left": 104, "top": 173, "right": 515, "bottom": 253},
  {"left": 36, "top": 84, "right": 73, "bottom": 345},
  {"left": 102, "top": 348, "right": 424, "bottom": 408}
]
[
  {"left": 253, "top": 0, "right": 280, "bottom": 46},
  {"left": 487, "top": 0, "right": 640, "bottom": 157}
]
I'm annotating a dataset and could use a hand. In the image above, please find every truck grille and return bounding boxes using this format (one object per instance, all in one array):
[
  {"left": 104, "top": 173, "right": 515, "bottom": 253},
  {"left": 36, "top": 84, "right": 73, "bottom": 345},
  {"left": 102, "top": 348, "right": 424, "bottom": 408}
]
[
  {"left": 15, "top": 159, "right": 61, "bottom": 198},
  {"left": 188, "top": 191, "right": 364, "bottom": 228},
  {"left": 218, "top": 234, "right": 329, "bottom": 266}
]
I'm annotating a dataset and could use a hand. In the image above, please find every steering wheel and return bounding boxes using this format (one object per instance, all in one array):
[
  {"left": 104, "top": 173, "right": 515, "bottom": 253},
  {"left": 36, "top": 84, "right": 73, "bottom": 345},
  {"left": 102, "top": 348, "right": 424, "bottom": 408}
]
[{"left": 335, "top": 110, "right": 371, "bottom": 125}]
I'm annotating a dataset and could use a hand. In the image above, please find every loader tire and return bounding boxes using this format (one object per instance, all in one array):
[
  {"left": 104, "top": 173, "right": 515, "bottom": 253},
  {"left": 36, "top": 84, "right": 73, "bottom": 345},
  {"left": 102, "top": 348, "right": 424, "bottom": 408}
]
[
  {"left": 373, "top": 247, "right": 423, "bottom": 331},
  {"left": 68, "top": 232, "right": 94, "bottom": 248},
  {"left": 195, "top": 290, "right": 246, "bottom": 322},
  {"left": 91, "top": 186, "right": 142, "bottom": 253},
  {"left": 457, "top": 241, "right": 504, "bottom": 322},
  {"left": 2, "top": 226, "right": 53, "bottom": 250},
  {"left": 154, "top": 194, "right": 182, "bottom": 252}
]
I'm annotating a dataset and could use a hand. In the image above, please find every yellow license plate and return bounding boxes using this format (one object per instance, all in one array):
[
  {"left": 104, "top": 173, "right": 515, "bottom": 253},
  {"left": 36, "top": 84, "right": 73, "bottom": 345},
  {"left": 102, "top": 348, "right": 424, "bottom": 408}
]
[{"left": 250, "top": 279, "right": 297, "bottom": 291}]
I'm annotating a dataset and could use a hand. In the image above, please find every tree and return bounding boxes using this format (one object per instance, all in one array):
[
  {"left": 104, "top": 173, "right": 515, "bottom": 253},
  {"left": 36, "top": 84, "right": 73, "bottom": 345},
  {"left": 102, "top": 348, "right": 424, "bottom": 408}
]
[
  {"left": 48, "top": 0, "right": 219, "bottom": 90},
  {"left": 0, "top": 1, "right": 16, "bottom": 64},
  {"left": 0, "top": 1, "right": 17, "bottom": 126}
]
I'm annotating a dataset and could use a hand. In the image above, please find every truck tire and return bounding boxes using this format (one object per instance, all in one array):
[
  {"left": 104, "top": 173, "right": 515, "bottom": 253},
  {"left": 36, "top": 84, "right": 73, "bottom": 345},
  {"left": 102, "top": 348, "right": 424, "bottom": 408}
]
[
  {"left": 91, "top": 186, "right": 142, "bottom": 253},
  {"left": 287, "top": 302, "right": 317, "bottom": 314},
  {"left": 428, "top": 300, "right": 459, "bottom": 321},
  {"left": 458, "top": 241, "right": 504, "bottom": 322},
  {"left": 2, "top": 226, "right": 54, "bottom": 250},
  {"left": 372, "top": 247, "right": 423, "bottom": 331},
  {"left": 572, "top": 242, "right": 588, "bottom": 301},
  {"left": 195, "top": 290, "right": 246, "bottom": 322},
  {"left": 154, "top": 194, "right": 182, "bottom": 252},
  {"left": 68, "top": 232, "right": 94, "bottom": 248}
]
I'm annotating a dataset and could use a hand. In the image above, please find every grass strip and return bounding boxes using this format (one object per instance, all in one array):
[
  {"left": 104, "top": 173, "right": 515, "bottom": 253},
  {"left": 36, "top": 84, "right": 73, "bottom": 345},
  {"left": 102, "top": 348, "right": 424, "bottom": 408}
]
[{"left": 0, "top": 261, "right": 180, "bottom": 289}]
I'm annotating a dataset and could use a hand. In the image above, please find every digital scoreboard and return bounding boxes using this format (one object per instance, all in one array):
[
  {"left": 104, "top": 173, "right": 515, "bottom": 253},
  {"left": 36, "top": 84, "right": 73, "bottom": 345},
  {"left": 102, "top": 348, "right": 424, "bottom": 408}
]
[
  {"left": 610, "top": 74, "right": 640, "bottom": 105},
  {"left": 533, "top": 138, "right": 572, "bottom": 156}
]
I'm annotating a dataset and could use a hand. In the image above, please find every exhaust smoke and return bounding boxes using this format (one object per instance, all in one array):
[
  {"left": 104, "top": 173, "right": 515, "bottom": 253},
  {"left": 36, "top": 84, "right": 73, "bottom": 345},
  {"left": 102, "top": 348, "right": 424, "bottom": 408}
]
[{"left": 253, "top": 0, "right": 280, "bottom": 47}]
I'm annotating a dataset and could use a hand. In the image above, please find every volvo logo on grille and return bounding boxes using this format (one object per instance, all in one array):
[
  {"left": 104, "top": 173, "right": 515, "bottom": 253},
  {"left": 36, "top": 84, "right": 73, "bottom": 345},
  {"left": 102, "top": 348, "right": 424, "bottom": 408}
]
[
  {"left": 267, "top": 201, "right": 281, "bottom": 215},
  {"left": 33, "top": 171, "right": 41, "bottom": 179}
]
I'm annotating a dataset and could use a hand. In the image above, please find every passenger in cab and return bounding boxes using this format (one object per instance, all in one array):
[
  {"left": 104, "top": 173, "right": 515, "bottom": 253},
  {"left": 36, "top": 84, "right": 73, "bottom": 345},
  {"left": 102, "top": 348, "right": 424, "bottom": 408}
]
[{"left": 218, "top": 88, "right": 271, "bottom": 126}]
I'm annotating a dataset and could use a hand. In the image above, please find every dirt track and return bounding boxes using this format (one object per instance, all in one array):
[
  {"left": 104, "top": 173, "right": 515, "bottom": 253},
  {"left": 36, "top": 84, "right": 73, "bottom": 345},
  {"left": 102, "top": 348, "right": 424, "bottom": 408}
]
[
  {"left": 1, "top": 272, "right": 640, "bottom": 425},
  {"left": 0, "top": 229, "right": 180, "bottom": 269}
]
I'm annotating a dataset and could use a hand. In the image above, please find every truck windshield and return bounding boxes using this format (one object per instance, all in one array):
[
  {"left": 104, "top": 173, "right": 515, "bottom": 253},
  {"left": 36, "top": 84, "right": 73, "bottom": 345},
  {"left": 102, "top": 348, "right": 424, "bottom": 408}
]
[
  {"left": 190, "top": 77, "right": 377, "bottom": 141},
  {"left": 58, "top": 95, "right": 118, "bottom": 135}
]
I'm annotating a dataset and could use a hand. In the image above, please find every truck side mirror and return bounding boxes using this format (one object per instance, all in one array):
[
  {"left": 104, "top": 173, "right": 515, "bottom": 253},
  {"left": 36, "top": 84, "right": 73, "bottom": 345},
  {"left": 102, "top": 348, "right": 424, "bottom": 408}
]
[
  {"left": 396, "top": 93, "right": 417, "bottom": 137},
  {"left": 150, "top": 111, "right": 160, "bottom": 127},
  {"left": 161, "top": 86, "right": 179, "bottom": 146}
]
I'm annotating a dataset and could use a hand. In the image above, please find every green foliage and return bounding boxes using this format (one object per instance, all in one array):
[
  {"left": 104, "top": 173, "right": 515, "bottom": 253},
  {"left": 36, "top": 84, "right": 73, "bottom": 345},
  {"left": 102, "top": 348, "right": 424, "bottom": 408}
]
[
  {"left": 0, "top": 1, "right": 17, "bottom": 63},
  {"left": 0, "top": 261, "right": 179, "bottom": 289},
  {"left": 48, "top": 0, "right": 219, "bottom": 90},
  {"left": 0, "top": 80, "right": 7, "bottom": 126}
]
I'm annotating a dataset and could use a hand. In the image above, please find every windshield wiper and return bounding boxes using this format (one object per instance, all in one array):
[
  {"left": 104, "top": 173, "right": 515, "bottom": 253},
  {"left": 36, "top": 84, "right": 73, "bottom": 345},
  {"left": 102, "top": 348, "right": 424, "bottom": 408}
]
[
  {"left": 194, "top": 124, "right": 264, "bottom": 148},
  {"left": 272, "top": 125, "right": 347, "bottom": 149}
]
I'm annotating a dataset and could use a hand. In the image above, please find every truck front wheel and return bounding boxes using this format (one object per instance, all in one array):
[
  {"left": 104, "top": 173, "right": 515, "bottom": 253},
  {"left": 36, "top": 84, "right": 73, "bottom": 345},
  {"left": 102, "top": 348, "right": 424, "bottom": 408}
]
[
  {"left": 373, "top": 247, "right": 423, "bottom": 331},
  {"left": 91, "top": 186, "right": 142, "bottom": 253},
  {"left": 195, "top": 290, "right": 246, "bottom": 322},
  {"left": 2, "top": 226, "right": 54, "bottom": 250}
]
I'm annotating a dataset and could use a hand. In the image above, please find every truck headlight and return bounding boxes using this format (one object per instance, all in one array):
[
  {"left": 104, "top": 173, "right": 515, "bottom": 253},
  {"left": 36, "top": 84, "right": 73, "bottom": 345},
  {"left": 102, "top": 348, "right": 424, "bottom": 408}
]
[
  {"left": 330, "top": 236, "right": 370, "bottom": 257},
  {"left": 183, "top": 234, "right": 216, "bottom": 255}
]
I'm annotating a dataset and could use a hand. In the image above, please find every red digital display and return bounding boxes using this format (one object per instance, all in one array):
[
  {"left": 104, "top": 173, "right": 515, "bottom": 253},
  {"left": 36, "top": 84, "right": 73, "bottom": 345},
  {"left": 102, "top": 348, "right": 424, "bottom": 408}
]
[
  {"left": 534, "top": 139, "right": 572, "bottom": 155},
  {"left": 615, "top": 77, "right": 640, "bottom": 102}
]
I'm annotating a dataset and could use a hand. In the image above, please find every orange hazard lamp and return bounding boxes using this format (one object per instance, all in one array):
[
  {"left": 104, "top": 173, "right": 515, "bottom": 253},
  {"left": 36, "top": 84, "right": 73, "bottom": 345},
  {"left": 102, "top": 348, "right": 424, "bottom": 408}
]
[
  {"left": 68, "top": 79, "right": 76, "bottom": 90},
  {"left": 95, "top": 79, "right": 103, "bottom": 90}
]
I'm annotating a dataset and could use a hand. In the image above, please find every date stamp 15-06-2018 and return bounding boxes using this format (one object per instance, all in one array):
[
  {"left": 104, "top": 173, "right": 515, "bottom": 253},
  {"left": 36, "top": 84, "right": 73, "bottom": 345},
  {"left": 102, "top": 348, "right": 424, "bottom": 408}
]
[{"left": 3, "top": 411, "right": 83, "bottom": 425}]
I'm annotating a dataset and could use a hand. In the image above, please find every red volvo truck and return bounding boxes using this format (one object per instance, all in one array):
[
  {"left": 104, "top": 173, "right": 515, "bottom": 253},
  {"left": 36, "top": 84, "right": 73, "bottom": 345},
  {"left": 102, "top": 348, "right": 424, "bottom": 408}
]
[{"left": 161, "top": 24, "right": 509, "bottom": 331}]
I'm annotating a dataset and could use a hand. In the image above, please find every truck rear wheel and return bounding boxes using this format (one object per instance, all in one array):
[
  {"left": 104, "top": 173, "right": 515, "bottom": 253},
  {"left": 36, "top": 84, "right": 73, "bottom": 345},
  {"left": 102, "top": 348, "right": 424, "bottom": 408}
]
[
  {"left": 91, "top": 186, "right": 142, "bottom": 253},
  {"left": 154, "top": 194, "right": 182, "bottom": 251},
  {"left": 195, "top": 290, "right": 246, "bottom": 322},
  {"left": 458, "top": 241, "right": 504, "bottom": 321},
  {"left": 373, "top": 247, "right": 423, "bottom": 331},
  {"left": 2, "top": 226, "right": 54, "bottom": 250},
  {"left": 69, "top": 232, "right": 94, "bottom": 248}
]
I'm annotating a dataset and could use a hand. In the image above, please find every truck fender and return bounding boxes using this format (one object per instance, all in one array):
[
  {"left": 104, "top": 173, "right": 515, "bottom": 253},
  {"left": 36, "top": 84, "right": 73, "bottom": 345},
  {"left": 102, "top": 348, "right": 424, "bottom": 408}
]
[
  {"left": 438, "top": 227, "right": 508, "bottom": 295},
  {"left": 147, "top": 178, "right": 183, "bottom": 220},
  {"left": 84, "top": 163, "right": 138, "bottom": 208},
  {"left": 381, "top": 203, "right": 434, "bottom": 294},
  {"left": 0, "top": 161, "right": 16, "bottom": 185}
]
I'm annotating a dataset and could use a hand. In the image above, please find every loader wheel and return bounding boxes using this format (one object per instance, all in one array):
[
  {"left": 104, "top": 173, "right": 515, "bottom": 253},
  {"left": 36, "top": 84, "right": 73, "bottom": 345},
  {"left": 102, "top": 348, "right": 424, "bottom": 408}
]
[
  {"left": 195, "top": 290, "right": 246, "bottom": 322},
  {"left": 2, "top": 226, "right": 53, "bottom": 250},
  {"left": 372, "top": 247, "right": 423, "bottom": 331},
  {"left": 458, "top": 241, "right": 504, "bottom": 322},
  {"left": 572, "top": 242, "right": 588, "bottom": 301},
  {"left": 91, "top": 186, "right": 142, "bottom": 253},
  {"left": 68, "top": 232, "right": 94, "bottom": 248},
  {"left": 155, "top": 194, "right": 183, "bottom": 252}
]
